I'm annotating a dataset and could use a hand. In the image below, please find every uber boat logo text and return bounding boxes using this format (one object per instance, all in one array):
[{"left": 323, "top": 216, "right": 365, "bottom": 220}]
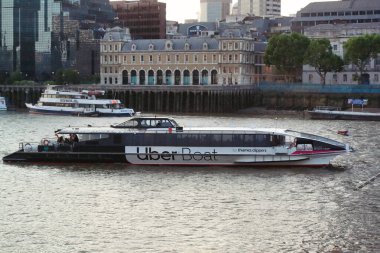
[{"left": 136, "top": 147, "right": 218, "bottom": 161}]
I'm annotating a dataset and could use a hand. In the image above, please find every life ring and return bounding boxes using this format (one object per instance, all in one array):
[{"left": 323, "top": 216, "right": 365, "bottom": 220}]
[{"left": 43, "top": 139, "right": 50, "bottom": 146}]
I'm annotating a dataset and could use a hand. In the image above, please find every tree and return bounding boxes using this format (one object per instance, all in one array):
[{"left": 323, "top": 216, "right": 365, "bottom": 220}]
[
  {"left": 304, "top": 39, "right": 344, "bottom": 85},
  {"left": 55, "top": 69, "right": 81, "bottom": 85},
  {"left": 264, "top": 33, "right": 310, "bottom": 82},
  {"left": 344, "top": 34, "right": 380, "bottom": 84},
  {"left": 9, "top": 71, "right": 23, "bottom": 84}
]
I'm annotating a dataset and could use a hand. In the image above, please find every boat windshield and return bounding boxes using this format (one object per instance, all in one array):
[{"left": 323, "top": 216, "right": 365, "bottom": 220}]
[
  {"left": 112, "top": 117, "right": 179, "bottom": 129},
  {"left": 285, "top": 130, "right": 345, "bottom": 148}
]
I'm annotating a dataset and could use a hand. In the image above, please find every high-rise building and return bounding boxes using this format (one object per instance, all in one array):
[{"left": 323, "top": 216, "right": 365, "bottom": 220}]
[
  {"left": 111, "top": 0, "right": 166, "bottom": 40},
  {"left": 0, "top": 0, "right": 61, "bottom": 78},
  {"left": 200, "top": 0, "right": 232, "bottom": 22},
  {"left": 238, "top": 0, "right": 281, "bottom": 17}
]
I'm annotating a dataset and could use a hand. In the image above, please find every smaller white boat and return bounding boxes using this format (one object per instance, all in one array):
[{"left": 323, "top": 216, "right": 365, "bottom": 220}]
[
  {"left": 0, "top": 97, "right": 7, "bottom": 111},
  {"left": 25, "top": 86, "right": 135, "bottom": 117},
  {"left": 308, "top": 106, "right": 380, "bottom": 121}
]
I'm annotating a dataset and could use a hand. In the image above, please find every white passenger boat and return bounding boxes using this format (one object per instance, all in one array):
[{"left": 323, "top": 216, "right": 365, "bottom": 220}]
[
  {"left": 3, "top": 117, "right": 351, "bottom": 167},
  {"left": 25, "top": 86, "right": 135, "bottom": 117},
  {"left": 0, "top": 97, "right": 7, "bottom": 111}
]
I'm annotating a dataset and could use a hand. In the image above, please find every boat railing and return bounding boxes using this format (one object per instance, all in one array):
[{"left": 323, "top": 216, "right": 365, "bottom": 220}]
[{"left": 20, "top": 139, "right": 75, "bottom": 153}]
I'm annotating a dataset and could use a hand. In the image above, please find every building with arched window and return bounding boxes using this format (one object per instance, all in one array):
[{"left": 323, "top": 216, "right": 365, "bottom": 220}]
[{"left": 100, "top": 27, "right": 264, "bottom": 86}]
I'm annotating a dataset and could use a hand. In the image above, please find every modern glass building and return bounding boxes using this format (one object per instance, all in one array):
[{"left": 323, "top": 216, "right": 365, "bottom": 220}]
[{"left": 0, "top": 0, "right": 61, "bottom": 79}]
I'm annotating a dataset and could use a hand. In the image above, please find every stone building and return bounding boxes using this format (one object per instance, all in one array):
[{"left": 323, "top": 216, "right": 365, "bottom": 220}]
[
  {"left": 100, "top": 27, "right": 264, "bottom": 86},
  {"left": 292, "top": 0, "right": 380, "bottom": 33},
  {"left": 302, "top": 23, "right": 380, "bottom": 85}
]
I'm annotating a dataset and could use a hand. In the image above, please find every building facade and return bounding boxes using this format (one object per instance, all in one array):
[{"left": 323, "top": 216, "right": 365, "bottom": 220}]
[
  {"left": 200, "top": 0, "right": 232, "bottom": 22},
  {"left": 100, "top": 27, "right": 261, "bottom": 86},
  {"left": 238, "top": 0, "right": 281, "bottom": 17},
  {"left": 292, "top": 0, "right": 380, "bottom": 33},
  {"left": 302, "top": 23, "right": 380, "bottom": 85},
  {"left": 111, "top": 0, "right": 166, "bottom": 39}
]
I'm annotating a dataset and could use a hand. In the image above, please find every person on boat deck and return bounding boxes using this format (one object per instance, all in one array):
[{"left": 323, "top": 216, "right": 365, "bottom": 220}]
[
  {"left": 70, "top": 134, "right": 79, "bottom": 143},
  {"left": 56, "top": 134, "right": 64, "bottom": 144}
]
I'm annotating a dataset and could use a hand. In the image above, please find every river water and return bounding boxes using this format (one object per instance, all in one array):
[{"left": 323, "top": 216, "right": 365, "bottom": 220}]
[{"left": 0, "top": 112, "right": 379, "bottom": 253}]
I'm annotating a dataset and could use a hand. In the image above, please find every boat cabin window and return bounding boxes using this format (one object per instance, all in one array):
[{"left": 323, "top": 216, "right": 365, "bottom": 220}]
[
  {"left": 296, "top": 144, "right": 313, "bottom": 151},
  {"left": 112, "top": 118, "right": 179, "bottom": 129},
  {"left": 79, "top": 134, "right": 110, "bottom": 141},
  {"left": 131, "top": 133, "right": 276, "bottom": 147}
]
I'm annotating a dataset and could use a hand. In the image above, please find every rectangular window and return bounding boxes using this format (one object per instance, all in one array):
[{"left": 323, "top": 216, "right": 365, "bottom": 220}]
[
  {"left": 194, "top": 55, "right": 198, "bottom": 62},
  {"left": 104, "top": 67, "right": 108, "bottom": 73},
  {"left": 167, "top": 55, "right": 171, "bottom": 62},
  {"left": 115, "top": 77, "right": 118, "bottom": 84},
  {"left": 185, "top": 55, "right": 189, "bottom": 62},
  {"left": 150, "top": 55, "right": 153, "bottom": 62},
  {"left": 375, "top": 74, "right": 379, "bottom": 82},
  {"left": 176, "top": 55, "right": 179, "bottom": 62},
  {"left": 213, "top": 55, "right": 216, "bottom": 62},
  {"left": 141, "top": 55, "right": 144, "bottom": 62},
  {"left": 124, "top": 56, "right": 127, "bottom": 62},
  {"left": 132, "top": 55, "right": 135, "bottom": 62},
  {"left": 158, "top": 55, "right": 161, "bottom": 62},
  {"left": 104, "top": 78, "right": 107, "bottom": 84},
  {"left": 343, "top": 74, "right": 347, "bottom": 82},
  {"left": 203, "top": 55, "right": 207, "bottom": 62}
]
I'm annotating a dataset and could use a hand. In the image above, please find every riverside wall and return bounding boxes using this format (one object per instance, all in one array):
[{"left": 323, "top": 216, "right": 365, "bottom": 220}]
[{"left": 1, "top": 84, "right": 380, "bottom": 113}]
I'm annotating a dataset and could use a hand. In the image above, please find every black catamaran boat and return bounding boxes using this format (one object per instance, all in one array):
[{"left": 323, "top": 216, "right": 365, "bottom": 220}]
[{"left": 3, "top": 117, "right": 351, "bottom": 167}]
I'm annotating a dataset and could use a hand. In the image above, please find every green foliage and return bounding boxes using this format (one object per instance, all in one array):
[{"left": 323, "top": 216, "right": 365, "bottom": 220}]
[
  {"left": 54, "top": 69, "right": 81, "bottom": 85},
  {"left": 304, "top": 38, "right": 344, "bottom": 85},
  {"left": 9, "top": 71, "right": 23, "bottom": 84},
  {"left": 264, "top": 33, "right": 310, "bottom": 82},
  {"left": 344, "top": 34, "right": 380, "bottom": 83},
  {"left": 13, "top": 80, "right": 36, "bottom": 85}
]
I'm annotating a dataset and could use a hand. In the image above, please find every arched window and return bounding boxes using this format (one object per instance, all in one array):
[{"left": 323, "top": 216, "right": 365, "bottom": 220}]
[
  {"left": 203, "top": 42, "right": 208, "bottom": 50},
  {"left": 122, "top": 70, "right": 128, "bottom": 85},
  {"left": 211, "top": 70, "right": 218, "bottom": 85},
  {"left": 131, "top": 44, "right": 137, "bottom": 51}
]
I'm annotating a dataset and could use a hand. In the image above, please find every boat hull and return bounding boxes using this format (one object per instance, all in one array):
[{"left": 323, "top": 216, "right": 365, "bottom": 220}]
[
  {"left": 26, "top": 104, "right": 134, "bottom": 117},
  {"left": 3, "top": 149, "right": 344, "bottom": 167}
]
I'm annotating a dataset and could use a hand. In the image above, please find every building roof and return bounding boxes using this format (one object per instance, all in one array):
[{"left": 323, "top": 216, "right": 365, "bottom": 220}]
[
  {"left": 298, "top": 0, "right": 380, "bottom": 14},
  {"left": 102, "top": 27, "right": 131, "bottom": 41},
  {"left": 121, "top": 37, "right": 220, "bottom": 52}
]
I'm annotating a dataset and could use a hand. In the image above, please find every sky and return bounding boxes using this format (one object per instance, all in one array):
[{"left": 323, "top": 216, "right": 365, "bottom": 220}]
[{"left": 158, "top": 0, "right": 335, "bottom": 22}]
